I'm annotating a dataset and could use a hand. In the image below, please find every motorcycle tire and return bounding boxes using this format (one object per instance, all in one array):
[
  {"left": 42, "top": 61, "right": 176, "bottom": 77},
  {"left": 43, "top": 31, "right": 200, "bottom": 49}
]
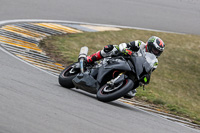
[
  {"left": 58, "top": 63, "right": 80, "bottom": 88},
  {"left": 97, "top": 79, "right": 134, "bottom": 102}
]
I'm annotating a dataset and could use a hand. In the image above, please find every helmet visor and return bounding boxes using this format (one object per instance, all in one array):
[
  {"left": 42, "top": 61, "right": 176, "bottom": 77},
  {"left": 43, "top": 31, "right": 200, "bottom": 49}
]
[{"left": 152, "top": 46, "right": 162, "bottom": 57}]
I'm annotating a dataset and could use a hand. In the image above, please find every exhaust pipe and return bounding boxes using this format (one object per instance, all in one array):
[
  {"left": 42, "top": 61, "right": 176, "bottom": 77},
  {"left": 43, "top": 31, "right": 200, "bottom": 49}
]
[{"left": 78, "top": 46, "right": 88, "bottom": 73}]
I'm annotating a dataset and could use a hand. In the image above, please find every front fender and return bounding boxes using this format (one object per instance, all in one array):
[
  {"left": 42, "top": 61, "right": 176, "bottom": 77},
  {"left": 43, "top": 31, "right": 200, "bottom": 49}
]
[{"left": 97, "top": 59, "right": 131, "bottom": 84}]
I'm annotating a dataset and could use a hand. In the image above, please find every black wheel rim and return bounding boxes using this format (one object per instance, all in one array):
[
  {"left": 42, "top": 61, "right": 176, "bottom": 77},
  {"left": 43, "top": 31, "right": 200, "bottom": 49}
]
[{"left": 100, "top": 80, "right": 127, "bottom": 94}]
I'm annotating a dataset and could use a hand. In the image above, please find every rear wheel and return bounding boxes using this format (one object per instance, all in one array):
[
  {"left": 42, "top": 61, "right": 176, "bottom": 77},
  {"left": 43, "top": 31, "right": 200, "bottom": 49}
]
[
  {"left": 97, "top": 78, "right": 134, "bottom": 102},
  {"left": 58, "top": 63, "right": 80, "bottom": 88}
]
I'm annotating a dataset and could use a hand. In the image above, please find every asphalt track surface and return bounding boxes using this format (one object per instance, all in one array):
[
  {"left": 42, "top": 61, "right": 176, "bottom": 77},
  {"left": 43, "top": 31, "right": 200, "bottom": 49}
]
[
  {"left": 0, "top": 0, "right": 200, "bottom": 133},
  {"left": 1, "top": 0, "right": 200, "bottom": 35}
]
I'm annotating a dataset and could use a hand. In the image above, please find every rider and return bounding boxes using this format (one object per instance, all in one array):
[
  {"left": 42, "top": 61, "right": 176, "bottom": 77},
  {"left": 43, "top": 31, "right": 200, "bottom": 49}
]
[{"left": 86, "top": 36, "right": 165, "bottom": 98}]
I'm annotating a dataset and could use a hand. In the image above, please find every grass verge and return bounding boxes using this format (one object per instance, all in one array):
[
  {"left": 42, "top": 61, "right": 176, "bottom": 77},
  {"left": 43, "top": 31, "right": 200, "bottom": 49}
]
[{"left": 40, "top": 28, "right": 200, "bottom": 124}]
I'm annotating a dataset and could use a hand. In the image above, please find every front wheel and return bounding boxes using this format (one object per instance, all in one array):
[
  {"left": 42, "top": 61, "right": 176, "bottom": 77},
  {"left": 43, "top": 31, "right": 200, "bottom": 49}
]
[
  {"left": 97, "top": 79, "right": 134, "bottom": 102},
  {"left": 58, "top": 63, "right": 80, "bottom": 88}
]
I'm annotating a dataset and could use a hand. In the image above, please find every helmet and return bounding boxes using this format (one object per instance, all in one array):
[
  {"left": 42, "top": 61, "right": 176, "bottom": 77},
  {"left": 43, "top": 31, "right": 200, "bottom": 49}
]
[{"left": 146, "top": 36, "right": 165, "bottom": 57}]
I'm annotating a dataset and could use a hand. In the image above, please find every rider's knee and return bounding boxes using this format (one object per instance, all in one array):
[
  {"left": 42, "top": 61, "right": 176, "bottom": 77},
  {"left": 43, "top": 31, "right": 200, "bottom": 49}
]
[{"left": 103, "top": 45, "right": 114, "bottom": 53}]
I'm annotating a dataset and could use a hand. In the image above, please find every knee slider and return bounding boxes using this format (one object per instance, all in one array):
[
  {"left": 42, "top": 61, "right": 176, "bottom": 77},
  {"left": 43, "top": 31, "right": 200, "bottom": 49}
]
[{"left": 103, "top": 45, "right": 114, "bottom": 53}]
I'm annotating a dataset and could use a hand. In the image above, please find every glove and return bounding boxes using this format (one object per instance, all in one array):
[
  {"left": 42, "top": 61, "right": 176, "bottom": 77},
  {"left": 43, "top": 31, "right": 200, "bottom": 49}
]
[
  {"left": 121, "top": 48, "right": 133, "bottom": 55},
  {"left": 119, "top": 43, "right": 133, "bottom": 55}
]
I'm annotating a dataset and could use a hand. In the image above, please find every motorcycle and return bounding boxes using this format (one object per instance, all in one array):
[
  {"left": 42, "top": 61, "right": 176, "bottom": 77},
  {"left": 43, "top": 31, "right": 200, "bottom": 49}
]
[{"left": 59, "top": 46, "right": 156, "bottom": 102}]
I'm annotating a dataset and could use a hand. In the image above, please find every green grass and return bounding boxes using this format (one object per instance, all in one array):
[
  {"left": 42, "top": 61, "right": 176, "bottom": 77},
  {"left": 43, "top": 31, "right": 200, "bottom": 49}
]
[{"left": 40, "top": 28, "right": 200, "bottom": 123}]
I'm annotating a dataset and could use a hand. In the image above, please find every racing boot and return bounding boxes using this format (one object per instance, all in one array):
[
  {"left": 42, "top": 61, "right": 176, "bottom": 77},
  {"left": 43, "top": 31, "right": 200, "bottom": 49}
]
[
  {"left": 123, "top": 89, "right": 137, "bottom": 99},
  {"left": 86, "top": 50, "right": 103, "bottom": 64}
]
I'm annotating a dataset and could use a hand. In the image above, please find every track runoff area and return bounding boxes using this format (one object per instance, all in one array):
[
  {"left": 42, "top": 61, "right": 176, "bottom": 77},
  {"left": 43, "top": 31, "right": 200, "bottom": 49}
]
[{"left": 0, "top": 20, "right": 199, "bottom": 130}]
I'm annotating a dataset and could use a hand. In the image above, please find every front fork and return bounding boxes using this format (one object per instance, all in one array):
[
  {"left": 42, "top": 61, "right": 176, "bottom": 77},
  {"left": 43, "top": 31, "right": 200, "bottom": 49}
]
[{"left": 107, "top": 72, "right": 126, "bottom": 88}]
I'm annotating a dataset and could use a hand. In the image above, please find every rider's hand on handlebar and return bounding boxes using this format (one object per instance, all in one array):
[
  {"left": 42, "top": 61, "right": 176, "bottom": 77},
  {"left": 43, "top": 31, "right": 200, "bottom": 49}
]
[{"left": 121, "top": 48, "right": 133, "bottom": 56}]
